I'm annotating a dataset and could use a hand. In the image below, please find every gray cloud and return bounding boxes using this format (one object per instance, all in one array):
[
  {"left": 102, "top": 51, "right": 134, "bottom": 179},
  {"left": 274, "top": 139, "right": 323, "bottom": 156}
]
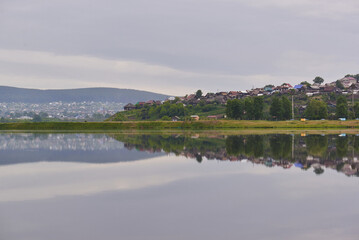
[{"left": 0, "top": 0, "right": 358, "bottom": 94}]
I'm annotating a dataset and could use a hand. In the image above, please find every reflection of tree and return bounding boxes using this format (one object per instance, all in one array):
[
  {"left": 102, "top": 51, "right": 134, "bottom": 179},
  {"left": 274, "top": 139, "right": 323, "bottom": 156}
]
[
  {"left": 225, "top": 135, "right": 264, "bottom": 158},
  {"left": 269, "top": 135, "right": 292, "bottom": 160},
  {"left": 306, "top": 135, "right": 328, "bottom": 157},
  {"left": 247, "top": 135, "right": 264, "bottom": 158},
  {"left": 226, "top": 136, "right": 245, "bottom": 156},
  {"left": 112, "top": 133, "right": 359, "bottom": 177},
  {"left": 195, "top": 154, "right": 203, "bottom": 163},
  {"left": 336, "top": 137, "right": 348, "bottom": 158},
  {"left": 314, "top": 167, "right": 324, "bottom": 175}
]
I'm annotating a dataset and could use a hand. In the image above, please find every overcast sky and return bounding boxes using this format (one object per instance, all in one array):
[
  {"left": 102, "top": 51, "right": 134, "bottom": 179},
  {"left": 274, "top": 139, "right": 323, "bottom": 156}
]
[{"left": 0, "top": 0, "right": 358, "bottom": 95}]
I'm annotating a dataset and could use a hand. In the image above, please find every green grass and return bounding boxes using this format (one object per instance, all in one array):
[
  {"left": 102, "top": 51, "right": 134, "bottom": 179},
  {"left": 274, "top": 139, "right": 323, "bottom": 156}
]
[{"left": 1, "top": 120, "right": 359, "bottom": 131}]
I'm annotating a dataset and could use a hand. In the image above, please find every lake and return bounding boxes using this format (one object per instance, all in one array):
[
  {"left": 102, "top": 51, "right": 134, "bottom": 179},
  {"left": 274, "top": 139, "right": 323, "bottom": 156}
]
[{"left": 0, "top": 132, "right": 358, "bottom": 240}]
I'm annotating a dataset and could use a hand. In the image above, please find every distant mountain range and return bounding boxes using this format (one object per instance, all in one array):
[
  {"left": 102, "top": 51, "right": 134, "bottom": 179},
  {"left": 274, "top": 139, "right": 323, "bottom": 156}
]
[{"left": 0, "top": 86, "right": 170, "bottom": 103}]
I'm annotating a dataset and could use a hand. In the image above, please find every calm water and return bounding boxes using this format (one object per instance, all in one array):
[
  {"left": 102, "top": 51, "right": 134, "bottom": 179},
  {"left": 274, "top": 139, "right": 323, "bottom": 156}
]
[{"left": 0, "top": 133, "right": 358, "bottom": 240}]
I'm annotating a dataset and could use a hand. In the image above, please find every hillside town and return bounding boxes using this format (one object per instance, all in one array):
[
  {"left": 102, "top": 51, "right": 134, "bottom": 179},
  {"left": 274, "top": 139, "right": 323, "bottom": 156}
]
[
  {"left": 0, "top": 101, "right": 123, "bottom": 121},
  {"left": 124, "top": 75, "right": 359, "bottom": 110}
]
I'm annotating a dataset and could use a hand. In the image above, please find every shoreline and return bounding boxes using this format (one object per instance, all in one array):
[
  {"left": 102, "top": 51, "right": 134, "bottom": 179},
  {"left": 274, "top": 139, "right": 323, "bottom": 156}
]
[{"left": 1, "top": 120, "right": 359, "bottom": 131}]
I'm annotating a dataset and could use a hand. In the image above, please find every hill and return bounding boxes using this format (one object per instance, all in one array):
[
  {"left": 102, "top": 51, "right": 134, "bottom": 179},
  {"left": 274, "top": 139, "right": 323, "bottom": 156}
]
[{"left": 0, "top": 86, "right": 170, "bottom": 103}]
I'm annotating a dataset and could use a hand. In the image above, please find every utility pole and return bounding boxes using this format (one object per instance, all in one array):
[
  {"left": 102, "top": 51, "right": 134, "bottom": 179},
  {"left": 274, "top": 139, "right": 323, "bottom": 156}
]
[
  {"left": 292, "top": 95, "right": 294, "bottom": 120},
  {"left": 352, "top": 93, "right": 355, "bottom": 118}
]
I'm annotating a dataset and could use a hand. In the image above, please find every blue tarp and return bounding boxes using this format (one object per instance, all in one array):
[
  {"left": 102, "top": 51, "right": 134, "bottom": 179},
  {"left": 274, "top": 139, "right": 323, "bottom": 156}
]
[{"left": 294, "top": 162, "right": 303, "bottom": 168}]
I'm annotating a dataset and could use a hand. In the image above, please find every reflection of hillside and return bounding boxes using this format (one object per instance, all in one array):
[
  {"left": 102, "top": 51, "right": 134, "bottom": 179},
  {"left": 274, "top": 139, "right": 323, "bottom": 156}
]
[
  {"left": 0, "top": 134, "right": 165, "bottom": 165},
  {"left": 0, "top": 133, "right": 124, "bottom": 151},
  {"left": 114, "top": 134, "right": 359, "bottom": 177}
]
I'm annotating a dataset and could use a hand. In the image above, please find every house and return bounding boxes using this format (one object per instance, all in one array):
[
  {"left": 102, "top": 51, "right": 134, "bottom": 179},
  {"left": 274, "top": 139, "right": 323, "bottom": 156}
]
[
  {"left": 339, "top": 76, "right": 357, "bottom": 88},
  {"left": 137, "top": 102, "right": 146, "bottom": 107},
  {"left": 294, "top": 84, "right": 305, "bottom": 92},
  {"left": 124, "top": 103, "right": 136, "bottom": 111},
  {"left": 281, "top": 83, "right": 293, "bottom": 89},
  {"left": 145, "top": 100, "right": 155, "bottom": 105},
  {"left": 207, "top": 114, "right": 224, "bottom": 120},
  {"left": 228, "top": 91, "right": 239, "bottom": 99},
  {"left": 264, "top": 86, "right": 274, "bottom": 92},
  {"left": 190, "top": 115, "right": 200, "bottom": 121},
  {"left": 349, "top": 83, "right": 359, "bottom": 91},
  {"left": 172, "top": 116, "right": 180, "bottom": 122},
  {"left": 205, "top": 93, "right": 215, "bottom": 98},
  {"left": 186, "top": 94, "right": 196, "bottom": 100},
  {"left": 323, "top": 86, "right": 335, "bottom": 93},
  {"left": 207, "top": 115, "right": 218, "bottom": 120}
]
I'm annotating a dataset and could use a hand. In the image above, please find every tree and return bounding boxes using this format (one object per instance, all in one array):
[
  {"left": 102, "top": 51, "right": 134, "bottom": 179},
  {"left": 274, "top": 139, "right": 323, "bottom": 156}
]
[
  {"left": 336, "top": 95, "right": 348, "bottom": 119},
  {"left": 336, "top": 104, "right": 348, "bottom": 119},
  {"left": 300, "top": 81, "right": 311, "bottom": 87},
  {"left": 226, "top": 99, "right": 243, "bottom": 119},
  {"left": 281, "top": 96, "right": 292, "bottom": 120},
  {"left": 313, "top": 76, "right": 324, "bottom": 85},
  {"left": 244, "top": 97, "right": 254, "bottom": 120},
  {"left": 336, "top": 80, "right": 344, "bottom": 89},
  {"left": 253, "top": 96, "right": 264, "bottom": 120},
  {"left": 195, "top": 90, "right": 203, "bottom": 99},
  {"left": 32, "top": 114, "right": 42, "bottom": 122},
  {"left": 305, "top": 99, "right": 328, "bottom": 120},
  {"left": 270, "top": 97, "right": 282, "bottom": 120},
  {"left": 354, "top": 102, "right": 359, "bottom": 119}
]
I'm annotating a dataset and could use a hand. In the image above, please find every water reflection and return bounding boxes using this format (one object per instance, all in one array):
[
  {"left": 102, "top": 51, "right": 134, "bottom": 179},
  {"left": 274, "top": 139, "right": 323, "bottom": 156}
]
[
  {"left": 113, "top": 133, "right": 359, "bottom": 177},
  {"left": 1, "top": 133, "right": 359, "bottom": 240},
  {"left": 0, "top": 133, "right": 164, "bottom": 164},
  {"left": 1, "top": 133, "right": 359, "bottom": 177}
]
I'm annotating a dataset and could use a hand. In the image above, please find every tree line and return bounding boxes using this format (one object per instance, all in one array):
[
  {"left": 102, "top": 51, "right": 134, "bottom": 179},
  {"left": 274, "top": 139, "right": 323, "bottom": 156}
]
[
  {"left": 226, "top": 95, "right": 358, "bottom": 120},
  {"left": 226, "top": 96, "right": 293, "bottom": 120}
]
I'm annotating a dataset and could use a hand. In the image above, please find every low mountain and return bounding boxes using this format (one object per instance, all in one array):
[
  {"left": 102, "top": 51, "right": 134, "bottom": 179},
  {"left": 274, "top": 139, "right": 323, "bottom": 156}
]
[{"left": 0, "top": 86, "right": 169, "bottom": 103}]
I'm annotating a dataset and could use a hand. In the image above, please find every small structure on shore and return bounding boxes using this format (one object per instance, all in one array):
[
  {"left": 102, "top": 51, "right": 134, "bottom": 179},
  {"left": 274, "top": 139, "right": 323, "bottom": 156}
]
[
  {"left": 190, "top": 115, "right": 200, "bottom": 121},
  {"left": 124, "top": 103, "right": 136, "bottom": 111}
]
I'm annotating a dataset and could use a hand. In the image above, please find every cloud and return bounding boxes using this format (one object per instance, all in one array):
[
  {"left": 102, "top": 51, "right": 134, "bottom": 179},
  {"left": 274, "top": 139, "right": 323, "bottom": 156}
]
[
  {"left": 0, "top": 156, "right": 278, "bottom": 202},
  {"left": 0, "top": 0, "right": 358, "bottom": 94},
  {"left": 0, "top": 49, "right": 306, "bottom": 95},
  {"left": 238, "top": 0, "right": 359, "bottom": 18},
  {"left": 274, "top": 50, "right": 359, "bottom": 81}
]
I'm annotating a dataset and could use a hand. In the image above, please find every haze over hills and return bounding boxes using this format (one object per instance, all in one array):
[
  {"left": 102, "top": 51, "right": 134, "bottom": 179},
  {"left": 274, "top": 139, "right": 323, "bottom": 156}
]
[{"left": 0, "top": 86, "right": 170, "bottom": 103}]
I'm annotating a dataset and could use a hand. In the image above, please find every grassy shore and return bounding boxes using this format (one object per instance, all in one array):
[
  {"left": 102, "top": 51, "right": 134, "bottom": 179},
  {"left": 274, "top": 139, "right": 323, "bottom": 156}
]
[{"left": 1, "top": 120, "right": 359, "bottom": 131}]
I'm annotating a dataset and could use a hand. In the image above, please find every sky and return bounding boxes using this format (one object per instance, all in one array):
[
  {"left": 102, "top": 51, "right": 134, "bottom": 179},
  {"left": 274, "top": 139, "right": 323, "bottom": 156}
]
[{"left": 0, "top": 0, "right": 358, "bottom": 96}]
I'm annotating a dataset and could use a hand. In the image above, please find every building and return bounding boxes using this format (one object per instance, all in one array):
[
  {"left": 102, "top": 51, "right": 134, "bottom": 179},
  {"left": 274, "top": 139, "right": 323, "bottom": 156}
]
[
  {"left": 124, "top": 103, "right": 136, "bottom": 111},
  {"left": 339, "top": 77, "right": 357, "bottom": 88},
  {"left": 190, "top": 115, "right": 200, "bottom": 121}
]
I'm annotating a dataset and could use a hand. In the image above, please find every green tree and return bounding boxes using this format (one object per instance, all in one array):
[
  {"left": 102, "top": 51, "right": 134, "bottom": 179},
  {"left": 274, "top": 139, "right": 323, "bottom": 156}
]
[
  {"left": 226, "top": 99, "right": 243, "bottom": 119},
  {"left": 244, "top": 97, "right": 254, "bottom": 120},
  {"left": 281, "top": 96, "right": 292, "bottom": 120},
  {"left": 161, "top": 116, "right": 171, "bottom": 121},
  {"left": 336, "top": 80, "right": 344, "bottom": 89},
  {"left": 306, "top": 135, "right": 328, "bottom": 157},
  {"left": 336, "top": 95, "right": 348, "bottom": 118},
  {"left": 270, "top": 97, "right": 282, "bottom": 120},
  {"left": 305, "top": 99, "right": 328, "bottom": 120},
  {"left": 300, "top": 81, "right": 311, "bottom": 87},
  {"left": 32, "top": 114, "right": 42, "bottom": 122},
  {"left": 253, "top": 96, "right": 264, "bottom": 120},
  {"left": 313, "top": 76, "right": 324, "bottom": 85},
  {"left": 354, "top": 102, "right": 359, "bottom": 119},
  {"left": 195, "top": 90, "right": 203, "bottom": 99}
]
